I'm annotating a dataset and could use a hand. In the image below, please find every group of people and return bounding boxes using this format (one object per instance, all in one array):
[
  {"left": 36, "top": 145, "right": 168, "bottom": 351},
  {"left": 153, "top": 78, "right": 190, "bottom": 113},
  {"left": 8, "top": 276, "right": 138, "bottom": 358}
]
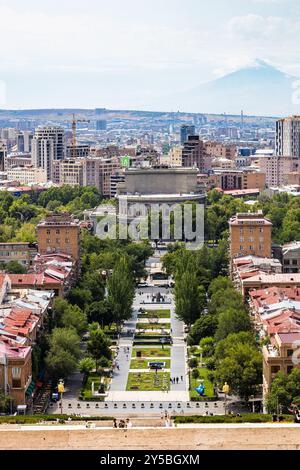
[
  {"left": 113, "top": 418, "right": 132, "bottom": 429},
  {"left": 170, "top": 376, "right": 184, "bottom": 384}
]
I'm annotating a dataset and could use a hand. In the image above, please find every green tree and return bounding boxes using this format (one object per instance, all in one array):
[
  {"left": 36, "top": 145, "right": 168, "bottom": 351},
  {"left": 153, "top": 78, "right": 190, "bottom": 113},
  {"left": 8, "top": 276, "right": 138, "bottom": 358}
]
[
  {"left": 60, "top": 304, "right": 87, "bottom": 335},
  {"left": 78, "top": 357, "right": 96, "bottom": 385},
  {"left": 87, "top": 325, "right": 112, "bottom": 370},
  {"left": 188, "top": 315, "right": 217, "bottom": 345},
  {"left": 107, "top": 256, "right": 135, "bottom": 327},
  {"left": 174, "top": 253, "right": 202, "bottom": 325},
  {"left": 13, "top": 223, "right": 36, "bottom": 242},
  {"left": 68, "top": 287, "right": 93, "bottom": 310},
  {"left": 200, "top": 337, "right": 215, "bottom": 358},
  {"left": 2, "top": 260, "right": 27, "bottom": 274},
  {"left": 267, "top": 369, "right": 300, "bottom": 413},
  {"left": 214, "top": 332, "right": 262, "bottom": 399},
  {"left": 215, "top": 308, "right": 252, "bottom": 342},
  {"left": 86, "top": 300, "right": 112, "bottom": 326},
  {"left": 45, "top": 327, "right": 81, "bottom": 381}
]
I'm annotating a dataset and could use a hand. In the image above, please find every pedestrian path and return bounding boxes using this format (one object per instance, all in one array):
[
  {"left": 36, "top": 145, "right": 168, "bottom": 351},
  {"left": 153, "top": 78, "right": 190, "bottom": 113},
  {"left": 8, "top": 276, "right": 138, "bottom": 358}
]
[{"left": 109, "top": 310, "right": 138, "bottom": 392}]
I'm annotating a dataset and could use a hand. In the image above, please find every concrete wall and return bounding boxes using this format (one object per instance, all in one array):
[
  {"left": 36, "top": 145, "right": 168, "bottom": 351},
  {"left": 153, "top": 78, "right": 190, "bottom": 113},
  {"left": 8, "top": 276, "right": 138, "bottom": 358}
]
[
  {"left": 122, "top": 169, "right": 199, "bottom": 195},
  {"left": 1, "top": 425, "right": 300, "bottom": 450}
]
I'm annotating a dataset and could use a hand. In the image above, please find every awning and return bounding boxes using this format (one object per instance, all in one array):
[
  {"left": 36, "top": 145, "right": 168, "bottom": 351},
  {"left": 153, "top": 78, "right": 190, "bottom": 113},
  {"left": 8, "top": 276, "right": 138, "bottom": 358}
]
[{"left": 25, "top": 379, "right": 36, "bottom": 396}]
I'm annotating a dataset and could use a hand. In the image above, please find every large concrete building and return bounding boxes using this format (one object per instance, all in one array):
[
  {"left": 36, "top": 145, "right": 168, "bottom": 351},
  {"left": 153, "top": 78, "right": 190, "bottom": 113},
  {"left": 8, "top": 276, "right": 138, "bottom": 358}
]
[
  {"left": 0, "top": 140, "right": 7, "bottom": 172},
  {"left": 182, "top": 136, "right": 209, "bottom": 172},
  {"left": 4, "top": 152, "right": 31, "bottom": 170},
  {"left": 52, "top": 159, "right": 84, "bottom": 186},
  {"left": 117, "top": 167, "right": 205, "bottom": 218},
  {"left": 255, "top": 155, "right": 300, "bottom": 187},
  {"left": 210, "top": 169, "right": 266, "bottom": 191},
  {"left": 31, "top": 126, "right": 66, "bottom": 180},
  {"left": 82, "top": 156, "right": 121, "bottom": 197},
  {"left": 276, "top": 116, "right": 300, "bottom": 157},
  {"left": 36, "top": 213, "right": 80, "bottom": 261},
  {"left": 180, "top": 124, "right": 195, "bottom": 145},
  {"left": 7, "top": 166, "right": 47, "bottom": 185},
  {"left": 229, "top": 211, "right": 272, "bottom": 261}
]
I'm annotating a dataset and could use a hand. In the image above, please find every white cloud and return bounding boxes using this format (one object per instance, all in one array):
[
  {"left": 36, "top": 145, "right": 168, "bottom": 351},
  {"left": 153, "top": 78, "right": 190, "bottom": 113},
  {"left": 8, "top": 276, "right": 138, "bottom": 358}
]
[{"left": 227, "top": 14, "right": 290, "bottom": 38}]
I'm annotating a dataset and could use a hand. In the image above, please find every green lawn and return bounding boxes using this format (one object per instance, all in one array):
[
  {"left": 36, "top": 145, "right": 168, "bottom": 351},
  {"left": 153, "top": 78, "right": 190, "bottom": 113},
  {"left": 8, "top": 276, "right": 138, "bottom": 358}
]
[
  {"left": 130, "top": 358, "right": 171, "bottom": 370},
  {"left": 136, "top": 323, "right": 170, "bottom": 330},
  {"left": 126, "top": 372, "right": 170, "bottom": 391},
  {"left": 139, "top": 309, "right": 171, "bottom": 319},
  {"left": 132, "top": 347, "right": 171, "bottom": 358},
  {"left": 80, "top": 374, "right": 107, "bottom": 400},
  {"left": 189, "top": 368, "right": 215, "bottom": 400}
]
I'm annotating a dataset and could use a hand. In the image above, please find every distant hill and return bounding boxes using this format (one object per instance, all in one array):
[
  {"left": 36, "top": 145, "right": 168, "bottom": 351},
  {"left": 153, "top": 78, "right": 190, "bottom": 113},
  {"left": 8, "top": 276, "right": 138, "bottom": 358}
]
[{"left": 174, "top": 60, "right": 299, "bottom": 116}]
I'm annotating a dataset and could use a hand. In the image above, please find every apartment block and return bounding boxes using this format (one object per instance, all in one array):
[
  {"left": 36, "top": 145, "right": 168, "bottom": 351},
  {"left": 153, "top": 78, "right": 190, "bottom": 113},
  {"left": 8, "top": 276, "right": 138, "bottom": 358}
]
[
  {"left": 7, "top": 166, "right": 47, "bottom": 185},
  {"left": 276, "top": 115, "right": 300, "bottom": 157},
  {"left": 229, "top": 211, "right": 272, "bottom": 262},
  {"left": 52, "top": 159, "right": 84, "bottom": 186},
  {"left": 36, "top": 213, "right": 80, "bottom": 261},
  {"left": 256, "top": 155, "right": 300, "bottom": 187}
]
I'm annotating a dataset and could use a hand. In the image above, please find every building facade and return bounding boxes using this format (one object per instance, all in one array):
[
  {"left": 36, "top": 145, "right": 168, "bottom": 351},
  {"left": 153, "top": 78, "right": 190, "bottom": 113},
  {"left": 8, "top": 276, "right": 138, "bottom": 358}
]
[
  {"left": 36, "top": 213, "right": 80, "bottom": 261},
  {"left": 31, "top": 126, "right": 66, "bottom": 180},
  {"left": 229, "top": 212, "right": 272, "bottom": 261},
  {"left": 276, "top": 116, "right": 300, "bottom": 157}
]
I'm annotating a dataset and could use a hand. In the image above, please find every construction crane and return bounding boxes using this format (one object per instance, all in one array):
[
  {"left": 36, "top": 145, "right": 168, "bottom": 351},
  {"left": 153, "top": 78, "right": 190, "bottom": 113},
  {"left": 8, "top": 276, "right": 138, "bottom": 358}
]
[{"left": 71, "top": 113, "right": 90, "bottom": 159}]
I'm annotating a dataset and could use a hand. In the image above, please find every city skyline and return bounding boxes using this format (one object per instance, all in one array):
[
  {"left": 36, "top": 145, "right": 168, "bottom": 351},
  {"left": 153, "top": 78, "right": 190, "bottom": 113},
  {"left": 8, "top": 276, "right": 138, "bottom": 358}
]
[{"left": 0, "top": 0, "right": 300, "bottom": 113}]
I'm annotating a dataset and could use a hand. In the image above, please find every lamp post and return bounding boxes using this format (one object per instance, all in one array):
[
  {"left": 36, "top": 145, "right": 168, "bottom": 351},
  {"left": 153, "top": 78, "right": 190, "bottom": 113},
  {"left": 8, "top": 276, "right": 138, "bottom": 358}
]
[
  {"left": 58, "top": 379, "right": 65, "bottom": 415},
  {"left": 222, "top": 382, "right": 230, "bottom": 415}
]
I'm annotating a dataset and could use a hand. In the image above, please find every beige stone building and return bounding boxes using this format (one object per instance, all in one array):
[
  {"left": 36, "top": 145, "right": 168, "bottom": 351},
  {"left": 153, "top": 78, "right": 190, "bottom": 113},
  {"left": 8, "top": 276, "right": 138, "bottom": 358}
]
[
  {"left": 36, "top": 213, "right": 80, "bottom": 261},
  {"left": 229, "top": 211, "right": 272, "bottom": 262}
]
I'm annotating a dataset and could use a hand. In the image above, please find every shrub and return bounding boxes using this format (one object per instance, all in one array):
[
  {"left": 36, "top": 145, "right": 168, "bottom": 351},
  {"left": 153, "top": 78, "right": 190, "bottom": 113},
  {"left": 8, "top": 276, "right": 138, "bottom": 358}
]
[{"left": 188, "top": 357, "right": 198, "bottom": 368}]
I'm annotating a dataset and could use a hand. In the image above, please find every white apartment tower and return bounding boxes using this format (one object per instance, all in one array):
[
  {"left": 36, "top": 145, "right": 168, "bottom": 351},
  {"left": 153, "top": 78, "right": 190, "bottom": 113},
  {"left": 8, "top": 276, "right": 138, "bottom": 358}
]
[
  {"left": 31, "top": 126, "right": 65, "bottom": 180},
  {"left": 276, "top": 116, "right": 300, "bottom": 157}
]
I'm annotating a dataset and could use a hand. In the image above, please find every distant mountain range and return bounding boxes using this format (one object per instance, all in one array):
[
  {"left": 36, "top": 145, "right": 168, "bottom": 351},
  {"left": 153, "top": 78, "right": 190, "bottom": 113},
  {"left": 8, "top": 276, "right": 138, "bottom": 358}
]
[{"left": 174, "top": 60, "right": 300, "bottom": 116}]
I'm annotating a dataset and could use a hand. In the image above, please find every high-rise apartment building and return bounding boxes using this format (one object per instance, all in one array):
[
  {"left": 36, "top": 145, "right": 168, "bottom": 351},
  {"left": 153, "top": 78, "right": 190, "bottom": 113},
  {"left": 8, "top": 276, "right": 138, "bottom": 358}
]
[
  {"left": 0, "top": 140, "right": 7, "bottom": 172},
  {"left": 229, "top": 211, "right": 272, "bottom": 261},
  {"left": 256, "top": 155, "right": 300, "bottom": 187},
  {"left": 36, "top": 213, "right": 80, "bottom": 260},
  {"left": 31, "top": 126, "right": 65, "bottom": 180},
  {"left": 182, "top": 135, "right": 208, "bottom": 172},
  {"left": 82, "top": 156, "right": 121, "bottom": 197},
  {"left": 180, "top": 124, "right": 196, "bottom": 145},
  {"left": 17, "top": 131, "right": 33, "bottom": 153},
  {"left": 96, "top": 120, "right": 107, "bottom": 131},
  {"left": 276, "top": 116, "right": 300, "bottom": 157},
  {"left": 52, "top": 159, "right": 84, "bottom": 186}
]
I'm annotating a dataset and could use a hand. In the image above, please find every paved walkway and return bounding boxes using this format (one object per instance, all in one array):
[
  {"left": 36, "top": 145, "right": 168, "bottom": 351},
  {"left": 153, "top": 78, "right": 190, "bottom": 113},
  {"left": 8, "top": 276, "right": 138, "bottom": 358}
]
[{"left": 108, "top": 310, "right": 138, "bottom": 393}]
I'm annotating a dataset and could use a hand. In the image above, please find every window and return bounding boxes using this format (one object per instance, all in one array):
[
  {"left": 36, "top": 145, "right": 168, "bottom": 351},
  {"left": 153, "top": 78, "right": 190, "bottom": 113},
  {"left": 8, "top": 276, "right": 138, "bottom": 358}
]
[
  {"left": 287, "top": 349, "right": 294, "bottom": 357},
  {"left": 12, "top": 367, "right": 21, "bottom": 388},
  {"left": 65, "top": 238, "right": 70, "bottom": 244},
  {"left": 287, "top": 365, "right": 294, "bottom": 375},
  {"left": 271, "top": 366, "right": 280, "bottom": 374},
  {"left": 46, "top": 230, "right": 50, "bottom": 235},
  {"left": 284, "top": 259, "right": 290, "bottom": 265},
  {"left": 292, "top": 259, "right": 298, "bottom": 265},
  {"left": 56, "top": 238, "right": 60, "bottom": 244}
]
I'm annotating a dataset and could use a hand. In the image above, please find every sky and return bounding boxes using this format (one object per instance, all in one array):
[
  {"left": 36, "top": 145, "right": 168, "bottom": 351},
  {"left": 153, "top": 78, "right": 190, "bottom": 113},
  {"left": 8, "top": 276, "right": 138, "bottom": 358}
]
[{"left": 0, "top": 0, "right": 299, "bottom": 111}]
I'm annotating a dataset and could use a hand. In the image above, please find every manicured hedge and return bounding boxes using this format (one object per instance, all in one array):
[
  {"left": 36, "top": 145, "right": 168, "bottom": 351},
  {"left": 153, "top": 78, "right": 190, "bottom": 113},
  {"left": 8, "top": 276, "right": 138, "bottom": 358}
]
[
  {"left": 0, "top": 414, "right": 114, "bottom": 424},
  {"left": 172, "top": 414, "right": 294, "bottom": 424}
]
